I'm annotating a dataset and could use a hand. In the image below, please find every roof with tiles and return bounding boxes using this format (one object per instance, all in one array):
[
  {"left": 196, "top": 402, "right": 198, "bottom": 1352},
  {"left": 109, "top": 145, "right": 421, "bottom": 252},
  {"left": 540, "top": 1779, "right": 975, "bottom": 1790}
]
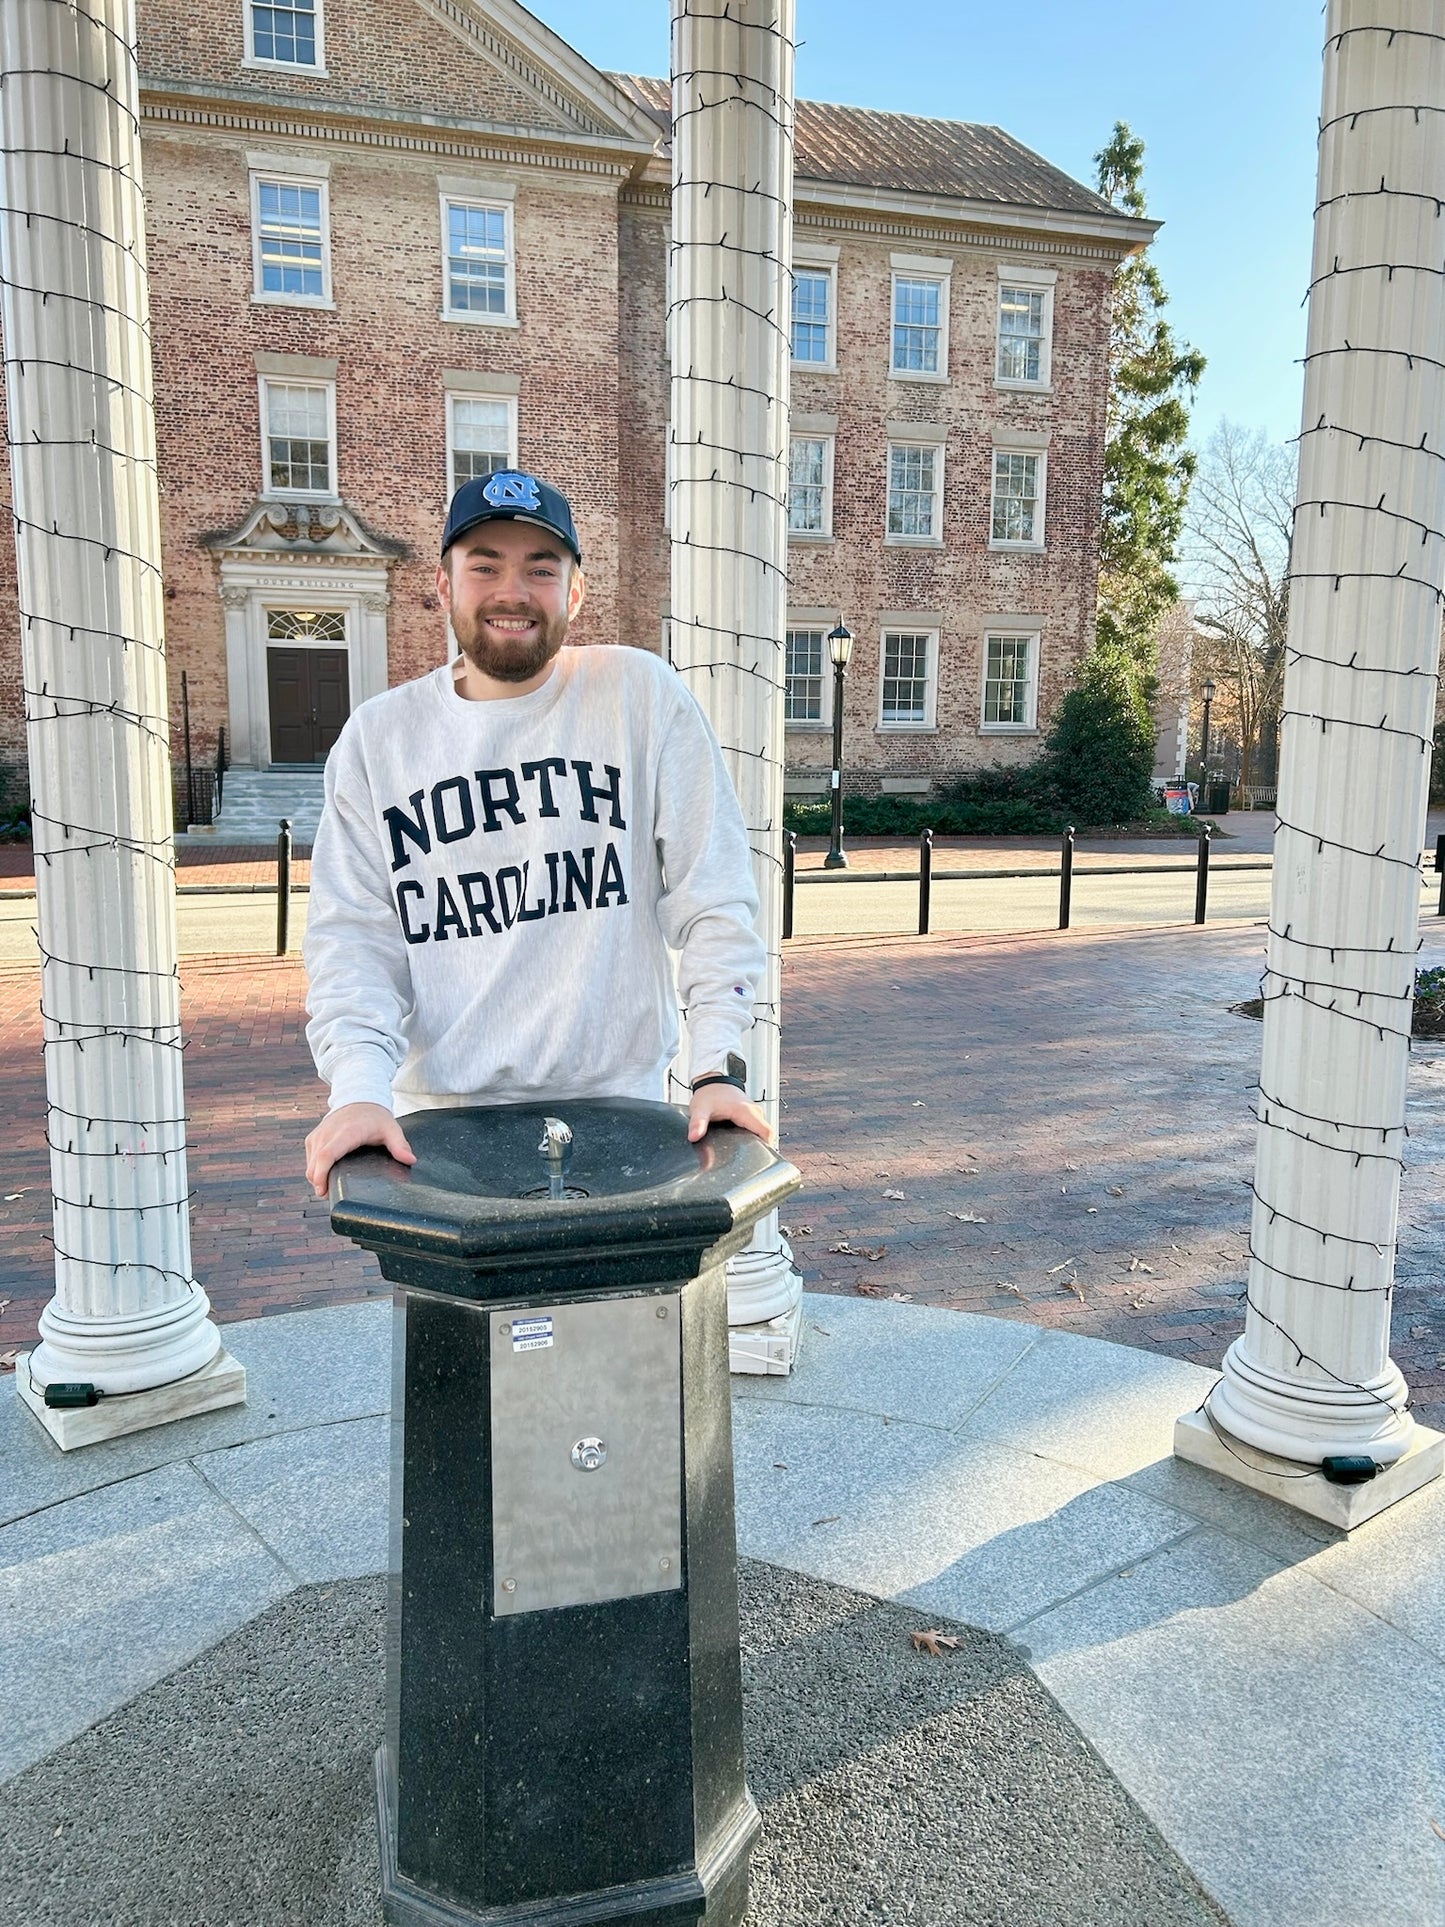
[{"left": 610, "top": 73, "right": 1117, "bottom": 219}]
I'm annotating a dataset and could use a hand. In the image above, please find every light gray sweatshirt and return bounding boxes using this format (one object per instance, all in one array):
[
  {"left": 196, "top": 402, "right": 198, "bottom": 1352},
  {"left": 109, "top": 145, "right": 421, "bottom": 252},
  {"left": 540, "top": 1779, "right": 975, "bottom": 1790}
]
[{"left": 303, "top": 644, "right": 764, "bottom": 1115}]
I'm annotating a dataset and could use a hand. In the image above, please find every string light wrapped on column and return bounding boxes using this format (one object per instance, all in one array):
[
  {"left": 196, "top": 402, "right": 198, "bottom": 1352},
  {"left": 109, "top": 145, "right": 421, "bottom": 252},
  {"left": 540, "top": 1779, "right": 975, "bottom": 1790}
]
[
  {"left": 1, "top": 0, "right": 234, "bottom": 1421},
  {"left": 1177, "top": 4, "right": 1445, "bottom": 1498},
  {"left": 668, "top": 0, "right": 803, "bottom": 1351}
]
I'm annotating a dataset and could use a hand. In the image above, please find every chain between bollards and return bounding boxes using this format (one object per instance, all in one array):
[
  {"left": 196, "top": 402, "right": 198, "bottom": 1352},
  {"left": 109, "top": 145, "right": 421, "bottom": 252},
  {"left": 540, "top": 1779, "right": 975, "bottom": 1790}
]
[
  {"left": 1195, "top": 821, "right": 1211, "bottom": 926},
  {"left": 917, "top": 827, "right": 933, "bottom": 936},
  {"left": 782, "top": 829, "right": 795, "bottom": 940},
  {"left": 1058, "top": 825, "right": 1074, "bottom": 929},
  {"left": 276, "top": 818, "right": 292, "bottom": 956}
]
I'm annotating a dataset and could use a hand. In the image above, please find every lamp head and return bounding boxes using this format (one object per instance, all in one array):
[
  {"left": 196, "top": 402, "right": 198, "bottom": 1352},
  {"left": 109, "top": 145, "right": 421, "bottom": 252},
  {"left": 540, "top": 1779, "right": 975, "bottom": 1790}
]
[
  {"left": 1203, "top": 678, "right": 1217, "bottom": 704},
  {"left": 827, "top": 621, "right": 854, "bottom": 669}
]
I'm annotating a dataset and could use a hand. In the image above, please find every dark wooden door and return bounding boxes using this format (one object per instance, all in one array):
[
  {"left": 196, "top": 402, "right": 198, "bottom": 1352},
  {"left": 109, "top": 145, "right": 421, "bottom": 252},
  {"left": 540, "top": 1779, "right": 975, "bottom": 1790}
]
[{"left": 267, "top": 647, "right": 350, "bottom": 764}]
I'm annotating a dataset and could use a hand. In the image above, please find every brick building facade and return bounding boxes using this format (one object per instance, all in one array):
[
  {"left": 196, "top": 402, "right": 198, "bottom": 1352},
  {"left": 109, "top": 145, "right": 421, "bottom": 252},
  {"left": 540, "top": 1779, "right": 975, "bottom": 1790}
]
[{"left": 0, "top": 0, "right": 1153, "bottom": 800}]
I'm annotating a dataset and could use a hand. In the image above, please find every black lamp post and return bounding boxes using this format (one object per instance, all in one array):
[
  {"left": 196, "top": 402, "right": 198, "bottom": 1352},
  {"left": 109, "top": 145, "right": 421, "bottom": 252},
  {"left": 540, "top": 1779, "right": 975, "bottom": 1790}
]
[
  {"left": 825, "top": 620, "right": 853, "bottom": 870},
  {"left": 1199, "top": 677, "right": 1217, "bottom": 807}
]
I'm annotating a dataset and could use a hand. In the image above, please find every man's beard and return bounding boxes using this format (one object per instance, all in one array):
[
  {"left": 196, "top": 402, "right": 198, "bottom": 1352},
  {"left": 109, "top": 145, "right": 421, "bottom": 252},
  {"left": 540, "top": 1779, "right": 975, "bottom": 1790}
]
[{"left": 453, "top": 602, "right": 570, "bottom": 683}]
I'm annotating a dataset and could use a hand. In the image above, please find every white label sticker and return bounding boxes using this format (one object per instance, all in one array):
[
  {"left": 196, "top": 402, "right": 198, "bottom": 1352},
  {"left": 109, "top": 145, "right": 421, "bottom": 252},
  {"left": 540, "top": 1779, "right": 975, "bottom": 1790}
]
[{"left": 511, "top": 1315, "right": 554, "bottom": 1353}]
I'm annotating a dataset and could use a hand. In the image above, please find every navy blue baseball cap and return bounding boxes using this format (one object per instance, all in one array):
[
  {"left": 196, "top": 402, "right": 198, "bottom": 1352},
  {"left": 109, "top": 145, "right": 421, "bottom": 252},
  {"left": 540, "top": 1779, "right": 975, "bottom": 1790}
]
[{"left": 441, "top": 470, "right": 583, "bottom": 566}]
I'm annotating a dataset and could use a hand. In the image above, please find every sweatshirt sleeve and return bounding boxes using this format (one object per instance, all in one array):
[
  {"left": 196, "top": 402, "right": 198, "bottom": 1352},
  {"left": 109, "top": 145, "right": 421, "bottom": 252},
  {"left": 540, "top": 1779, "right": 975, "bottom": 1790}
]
[
  {"left": 302, "top": 722, "right": 413, "bottom": 1113},
  {"left": 652, "top": 689, "right": 766, "bottom": 1077}
]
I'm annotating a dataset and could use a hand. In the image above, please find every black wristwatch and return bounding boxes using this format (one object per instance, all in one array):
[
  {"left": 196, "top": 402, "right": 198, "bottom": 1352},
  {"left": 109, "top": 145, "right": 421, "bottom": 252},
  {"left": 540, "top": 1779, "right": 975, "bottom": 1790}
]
[{"left": 691, "top": 1051, "right": 748, "bottom": 1094}]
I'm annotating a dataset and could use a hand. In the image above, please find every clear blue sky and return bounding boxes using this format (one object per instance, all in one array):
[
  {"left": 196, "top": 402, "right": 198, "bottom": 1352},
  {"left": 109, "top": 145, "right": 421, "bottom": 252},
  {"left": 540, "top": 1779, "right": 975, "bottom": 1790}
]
[{"left": 524, "top": 0, "right": 1321, "bottom": 451}]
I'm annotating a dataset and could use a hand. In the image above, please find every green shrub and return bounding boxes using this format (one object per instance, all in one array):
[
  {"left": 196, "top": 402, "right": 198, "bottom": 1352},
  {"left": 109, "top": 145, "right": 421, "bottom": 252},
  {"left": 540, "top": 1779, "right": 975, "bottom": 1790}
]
[{"left": 1038, "top": 641, "right": 1157, "bottom": 827}]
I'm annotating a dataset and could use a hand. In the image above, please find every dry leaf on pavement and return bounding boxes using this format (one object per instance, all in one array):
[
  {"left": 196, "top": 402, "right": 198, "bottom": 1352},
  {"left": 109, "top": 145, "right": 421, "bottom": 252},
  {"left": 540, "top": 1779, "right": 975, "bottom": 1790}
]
[
  {"left": 855, "top": 1281, "right": 887, "bottom": 1298},
  {"left": 949, "top": 1210, "right": 988, "bottom": 1223},
  {"left": 910, "top": 1629, "right": 962, "bottom": 1657},
  {"left": 882, "top": 1189, "right": 906, "bottom": 1201}
]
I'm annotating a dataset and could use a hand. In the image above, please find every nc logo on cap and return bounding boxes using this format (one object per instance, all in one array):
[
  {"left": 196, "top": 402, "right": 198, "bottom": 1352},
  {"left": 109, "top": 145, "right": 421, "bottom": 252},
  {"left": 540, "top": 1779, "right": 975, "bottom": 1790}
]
[{"left": 482, "top": 471, "right": 542, "bottom": 511}]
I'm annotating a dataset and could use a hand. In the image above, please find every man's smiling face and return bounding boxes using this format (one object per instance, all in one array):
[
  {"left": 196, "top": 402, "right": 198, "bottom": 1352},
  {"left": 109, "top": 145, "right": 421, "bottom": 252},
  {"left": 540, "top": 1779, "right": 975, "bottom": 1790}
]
[{"left": 437, "top": 517, "right": 585, "bottom": 688}]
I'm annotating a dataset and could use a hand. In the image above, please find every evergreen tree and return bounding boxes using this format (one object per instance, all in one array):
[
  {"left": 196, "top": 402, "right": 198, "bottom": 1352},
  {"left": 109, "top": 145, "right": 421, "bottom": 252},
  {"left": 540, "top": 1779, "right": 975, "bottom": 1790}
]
[
  {"left": 1093, "top": 122, "right": 1205, "bottom": 663},
  {"left": 1042, "top": 645, "right": 1158, "bottom": 827}
]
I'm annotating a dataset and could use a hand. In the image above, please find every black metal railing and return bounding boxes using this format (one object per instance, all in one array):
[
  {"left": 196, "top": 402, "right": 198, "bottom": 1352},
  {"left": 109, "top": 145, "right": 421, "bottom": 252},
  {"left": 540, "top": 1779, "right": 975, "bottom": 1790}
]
[{"left": 783, "top": 824, "right": 1276, "bottom": 939}]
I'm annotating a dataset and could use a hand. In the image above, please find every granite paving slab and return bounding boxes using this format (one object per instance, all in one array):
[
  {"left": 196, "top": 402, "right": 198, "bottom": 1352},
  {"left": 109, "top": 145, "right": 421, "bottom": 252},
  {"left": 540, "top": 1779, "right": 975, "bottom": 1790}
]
[
  {"left": 1019, "top": 1528, "right": 1445, "bottom": 1927},
  {"left": 0, "top": 1463, "right": 291, "bottom": 1782},
  {"left": 733, "top": 1400, "right": 1194, "bottom": 1632},
  {"left": 0, "top": 1566, "right": 1229, "bottom": 1927},
  {"left": 0, "top": 1301, "right": 391, "bottom": 1528},
  {"left": 195, "top": 1414, "right": 390, "bottom": 1584},
  {"left": 733, "top": 1293, "right": 1039, "bottom": 1429}
]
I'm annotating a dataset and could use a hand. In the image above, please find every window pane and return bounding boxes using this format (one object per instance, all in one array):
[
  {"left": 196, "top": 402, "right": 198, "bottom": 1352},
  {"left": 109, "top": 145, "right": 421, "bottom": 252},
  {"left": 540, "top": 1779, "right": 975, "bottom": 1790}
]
[
  {"left": 791, "top": 269, "right": 831, "bottom": 362},
  {"left": 887, "top": 444, "right": 937, "bottom": 538},
  {"left": 788, "top": 436, "right": 827, "bottom": 532},
  {"left": 451, "top": 398, "right": 512, "bottom": 489},
  {"left": 892, "top": 276, "right": 941, "bottom": 373},
  {"left": 268, "top": 609, "right": 345, "bottom": 642},
  {"left": 984, "top": 634, "right": 1032, "bottom": 725},
  {"left": 252, "top": 0, "right": 317, "bottom": 64},
  {"left": 785, "top": 628, "right": 825, "bottom": 722},
  {"left": 257, "top": 180, "right": 324, "bottom": 297},
  {"left": 266, "top": 383, "right": 330, "bottom": 492},
  {"left": 882, "top": 631, "right": 930, "bottom": 724},
  {"left": 447, "top": 203, "right": 509, "bottom": 314},
  {"left": 998, "top": 286, "right": 1044, "bottom": 383},
  {"left": 992, "top": 451, "right": 1039, "bottom": 543}
]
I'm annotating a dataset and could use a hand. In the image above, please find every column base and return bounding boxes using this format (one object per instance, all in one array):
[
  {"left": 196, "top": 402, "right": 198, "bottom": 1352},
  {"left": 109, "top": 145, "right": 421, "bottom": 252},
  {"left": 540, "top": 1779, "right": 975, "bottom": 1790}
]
[
  {"left": 728, "top": 1294, "right": 804, "bottom": 1376},
  {"left": 14, "top": 1345, "right": 247, "bottom": 1450},
  {"left": 1174, "top": 1406, "right": 1445, "bottom": 1531}
]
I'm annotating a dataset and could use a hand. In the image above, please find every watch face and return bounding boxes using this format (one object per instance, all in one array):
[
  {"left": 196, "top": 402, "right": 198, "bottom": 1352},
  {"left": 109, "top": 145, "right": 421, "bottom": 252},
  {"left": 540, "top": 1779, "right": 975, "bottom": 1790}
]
[{"left": 725, "top": 1052, "right": 748, "bottom": 1083}]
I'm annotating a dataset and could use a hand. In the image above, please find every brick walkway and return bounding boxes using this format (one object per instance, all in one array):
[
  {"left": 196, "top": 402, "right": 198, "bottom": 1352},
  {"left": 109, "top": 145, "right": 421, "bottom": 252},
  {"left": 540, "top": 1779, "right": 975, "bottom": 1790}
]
[{"left": 3, "top": 921, "right": 1443, "bottom": 1432}]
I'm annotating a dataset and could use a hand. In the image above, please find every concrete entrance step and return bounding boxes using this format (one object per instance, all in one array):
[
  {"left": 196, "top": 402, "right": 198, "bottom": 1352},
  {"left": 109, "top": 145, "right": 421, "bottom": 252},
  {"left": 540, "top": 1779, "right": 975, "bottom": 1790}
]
[{"left": 204, "top": 768, "right": 327, "bottom": 844}]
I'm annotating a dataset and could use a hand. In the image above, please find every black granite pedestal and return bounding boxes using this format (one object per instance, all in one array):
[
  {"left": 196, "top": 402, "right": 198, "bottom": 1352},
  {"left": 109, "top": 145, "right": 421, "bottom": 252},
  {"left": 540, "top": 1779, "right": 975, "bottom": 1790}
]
[{"left": 330, "top": 1099, "right": 800, "bottom": 1927}]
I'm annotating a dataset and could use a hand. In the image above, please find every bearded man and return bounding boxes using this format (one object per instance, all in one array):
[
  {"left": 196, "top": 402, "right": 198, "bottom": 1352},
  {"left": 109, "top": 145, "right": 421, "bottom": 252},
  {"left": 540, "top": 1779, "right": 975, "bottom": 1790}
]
[{"left": 302, "top": 470, "right": 770, "bottom": 1195}]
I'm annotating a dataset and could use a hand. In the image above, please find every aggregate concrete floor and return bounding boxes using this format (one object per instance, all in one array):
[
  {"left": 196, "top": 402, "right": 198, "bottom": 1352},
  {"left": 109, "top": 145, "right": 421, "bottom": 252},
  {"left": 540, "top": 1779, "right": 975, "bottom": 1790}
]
[{"left": 0, "top": 1565, "right": 1226, "bottom": 1927}]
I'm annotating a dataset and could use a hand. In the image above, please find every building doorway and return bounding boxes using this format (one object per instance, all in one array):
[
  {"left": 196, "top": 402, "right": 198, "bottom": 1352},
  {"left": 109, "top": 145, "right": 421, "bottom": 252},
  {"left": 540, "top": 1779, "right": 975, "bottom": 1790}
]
[{"left": 265, "top": 609, "right": 350, "bottom": 764}]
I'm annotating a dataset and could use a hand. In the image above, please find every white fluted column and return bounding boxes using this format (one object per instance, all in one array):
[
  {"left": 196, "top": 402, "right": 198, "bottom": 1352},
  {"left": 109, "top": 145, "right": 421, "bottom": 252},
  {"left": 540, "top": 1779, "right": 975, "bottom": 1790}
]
[
  {"left": 1175, "top": 0, "right": 1445, "bottom": 1525},
  {"left": 3, "top": 0, "right": 244, "bottom": 1446},
  {"left": 669, "top": 0, "right": 802, "bottom": 1371}
]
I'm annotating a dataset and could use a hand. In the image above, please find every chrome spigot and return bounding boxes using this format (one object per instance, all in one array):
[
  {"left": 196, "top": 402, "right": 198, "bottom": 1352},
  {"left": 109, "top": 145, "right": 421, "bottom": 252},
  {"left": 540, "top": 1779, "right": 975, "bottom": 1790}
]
[{"left": 538, "top": 1117, "right": 573, "bottom": 1201}]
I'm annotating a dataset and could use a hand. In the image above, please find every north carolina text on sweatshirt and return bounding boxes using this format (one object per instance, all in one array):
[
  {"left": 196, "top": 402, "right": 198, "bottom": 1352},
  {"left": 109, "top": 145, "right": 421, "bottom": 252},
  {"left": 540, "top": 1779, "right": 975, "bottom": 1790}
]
[{"left": 303, "top": 646, "right": 764, "bottom": 1114}]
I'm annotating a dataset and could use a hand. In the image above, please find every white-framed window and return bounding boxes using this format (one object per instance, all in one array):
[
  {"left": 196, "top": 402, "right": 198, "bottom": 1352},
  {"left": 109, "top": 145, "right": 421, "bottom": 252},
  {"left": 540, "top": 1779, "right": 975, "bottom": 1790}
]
[
  {"left": 791, "top": 266, "right": 835, "bottom": 366},
  {"left": 891, "top": 273, "right": 950, "bottom": 378},
  {"left": 990, "top": 448, "right": 1046, "bottom": 547},
  {"left": 982, "top": 631, "right": 1039, "bottom": 730},
  {"left": 246, "top": 0, "right": 323, "bottom": 68},
  {"left": 995, "top": 264, "right": 1056, "bottom": 389},
  {"left": 251, "top": 174, "right": 330, "bottom": 305},
  {"left": 879, "top": 629, "right": 937, "bottom": 729},
  {"left": 445, "top": 393, "right": 517, "bottom": 493},
  {"left": 259, "top": 377, "right": 335, "bottom": 497},
  {"left": 441, "top": 197, "right": 515, "bottom": 323},
  {"left": 788, "top": 434, "right": 834, "bottom": 537},
  {"left": 785, "top": 628, "right": 830, "bottom": 726},
  {"left": 886, "top": 441, "right": 943, "bottom": 542}
]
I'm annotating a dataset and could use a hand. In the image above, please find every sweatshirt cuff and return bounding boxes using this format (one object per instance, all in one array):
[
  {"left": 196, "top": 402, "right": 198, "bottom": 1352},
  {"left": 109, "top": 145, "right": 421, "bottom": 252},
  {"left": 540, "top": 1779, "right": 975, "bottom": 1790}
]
[
  {"left": 688, "top": 1006, "right": 752, "bottom": 1081},
  {"left": 324, "top": 1048, "right": 398, "bottom": 1114}
]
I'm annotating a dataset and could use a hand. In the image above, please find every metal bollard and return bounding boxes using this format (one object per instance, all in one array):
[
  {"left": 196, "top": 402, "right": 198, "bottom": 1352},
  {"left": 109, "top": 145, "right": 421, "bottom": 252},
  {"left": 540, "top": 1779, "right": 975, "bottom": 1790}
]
[
  {"left": 1436, "top": 833, "right": 1445, "bottom": 917},
  {"left": 918, "top": 827, "right": 933, "bottom": 936},
  {"left": 1195, "top": 822, "right": 1211, "bottom": 925},
  {"left": 1059, "top": 825, "right": 1074, "bottom": 929},
  {"left": 782, "top": 829, "right": 796, "bottom": 940},
  {"left": 276, "top": 817, "right": 292, "bottom": 956}
]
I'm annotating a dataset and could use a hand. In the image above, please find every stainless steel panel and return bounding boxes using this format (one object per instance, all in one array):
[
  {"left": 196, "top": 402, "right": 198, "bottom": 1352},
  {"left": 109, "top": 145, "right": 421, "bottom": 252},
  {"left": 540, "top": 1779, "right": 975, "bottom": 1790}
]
[{"left": 490, "top": 1294, "right": 682, "bottom": 1616}]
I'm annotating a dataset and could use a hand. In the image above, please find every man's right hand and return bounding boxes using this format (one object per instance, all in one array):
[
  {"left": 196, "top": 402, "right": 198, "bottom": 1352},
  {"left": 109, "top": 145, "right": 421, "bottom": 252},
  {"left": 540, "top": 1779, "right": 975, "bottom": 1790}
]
[{"left": 305, "top": 1102, "right": 416, "bottom": 1199}]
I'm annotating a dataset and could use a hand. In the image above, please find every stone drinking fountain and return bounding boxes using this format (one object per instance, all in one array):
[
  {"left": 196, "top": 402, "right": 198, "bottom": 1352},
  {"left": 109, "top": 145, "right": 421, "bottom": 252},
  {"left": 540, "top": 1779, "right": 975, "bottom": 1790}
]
[{"left": 330, "top": 1096, "right": 800, "bottom": 1927}]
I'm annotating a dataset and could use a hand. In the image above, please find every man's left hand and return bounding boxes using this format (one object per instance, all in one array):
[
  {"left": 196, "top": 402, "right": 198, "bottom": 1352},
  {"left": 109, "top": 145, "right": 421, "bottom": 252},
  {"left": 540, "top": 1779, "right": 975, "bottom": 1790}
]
[{"left": 687, "top": 1082, "right": 774, "bottom": 1144}]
